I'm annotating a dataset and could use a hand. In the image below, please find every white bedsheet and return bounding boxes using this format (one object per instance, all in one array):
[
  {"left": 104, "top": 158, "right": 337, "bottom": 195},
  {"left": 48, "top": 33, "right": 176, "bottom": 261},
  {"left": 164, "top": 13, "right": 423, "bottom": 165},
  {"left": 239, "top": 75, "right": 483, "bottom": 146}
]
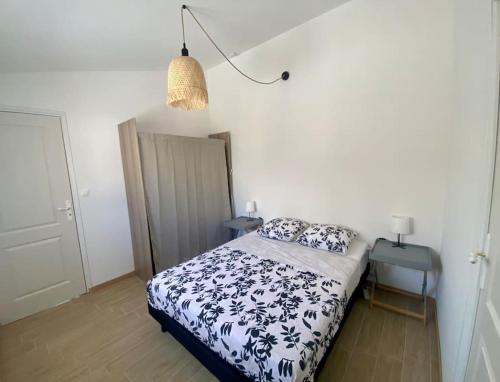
[{"left": 228, "top": 231, "right": 369, "bottom": 300}]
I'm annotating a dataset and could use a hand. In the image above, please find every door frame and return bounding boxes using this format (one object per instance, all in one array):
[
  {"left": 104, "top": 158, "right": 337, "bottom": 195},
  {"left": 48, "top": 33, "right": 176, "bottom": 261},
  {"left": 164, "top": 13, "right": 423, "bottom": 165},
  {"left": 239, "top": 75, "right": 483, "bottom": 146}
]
[{"left": 0, "top": 105, "right": 91, "bottom": 293}]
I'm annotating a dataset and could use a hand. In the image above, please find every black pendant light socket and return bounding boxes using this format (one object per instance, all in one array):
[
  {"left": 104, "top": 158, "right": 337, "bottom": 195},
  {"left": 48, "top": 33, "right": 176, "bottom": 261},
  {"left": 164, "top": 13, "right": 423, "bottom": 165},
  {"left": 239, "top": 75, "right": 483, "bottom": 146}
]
[
  {"left": 181, "top": 5, "right": 189, "bottom": 56},
  {"left": 281, "top": 71, "right": 290, "bottom": 81}
]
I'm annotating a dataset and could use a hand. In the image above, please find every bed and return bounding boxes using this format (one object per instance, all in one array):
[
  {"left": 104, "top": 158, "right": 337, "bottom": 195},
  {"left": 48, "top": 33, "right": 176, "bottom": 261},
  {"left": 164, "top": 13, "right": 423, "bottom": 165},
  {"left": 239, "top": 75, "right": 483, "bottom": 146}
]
[{"left": 147, "top": 231, "right": 369, "bottom": 381}]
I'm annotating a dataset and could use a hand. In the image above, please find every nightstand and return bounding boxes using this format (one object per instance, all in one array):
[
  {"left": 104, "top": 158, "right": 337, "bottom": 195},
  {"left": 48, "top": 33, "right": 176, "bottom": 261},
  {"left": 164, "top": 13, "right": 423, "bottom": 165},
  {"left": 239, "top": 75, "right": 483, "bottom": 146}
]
[
  {"left": 223, "top": 217, "right": 264, "bottom": 239},
  {"left": 369, "top": 238, "right": 432, "bottom": 325}
]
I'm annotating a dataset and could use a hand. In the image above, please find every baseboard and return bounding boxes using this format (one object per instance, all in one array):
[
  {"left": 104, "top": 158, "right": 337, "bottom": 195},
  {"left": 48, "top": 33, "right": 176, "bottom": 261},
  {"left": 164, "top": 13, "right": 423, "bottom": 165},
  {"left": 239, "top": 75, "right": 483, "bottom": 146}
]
[{"left": 89, "top": 271, "right": 136, "bottom": 293}]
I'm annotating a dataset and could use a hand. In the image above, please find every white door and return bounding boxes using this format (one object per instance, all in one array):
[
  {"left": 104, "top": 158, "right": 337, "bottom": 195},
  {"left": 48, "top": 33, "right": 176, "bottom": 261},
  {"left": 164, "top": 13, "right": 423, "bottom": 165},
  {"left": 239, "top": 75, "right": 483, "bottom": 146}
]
[
  {"left": 465, "top": 3, "right": 500, "bottom": 379},
  {"left": 0, "top": 111, "right": 86, "bottom": 324},
  {"left": 465, "top": 108, "right": 500, "bottom": 379}
]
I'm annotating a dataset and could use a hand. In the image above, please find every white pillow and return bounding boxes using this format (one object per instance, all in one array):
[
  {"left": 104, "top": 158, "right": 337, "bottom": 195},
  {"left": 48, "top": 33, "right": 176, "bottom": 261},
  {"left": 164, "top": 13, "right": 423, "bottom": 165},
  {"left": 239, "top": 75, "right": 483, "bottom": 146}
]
[
  {"left": 296, "top": 224, "right": 358, "bottom": 254},
  {"left": 257, "top": 217, "right": 310, "bottom": 242}
]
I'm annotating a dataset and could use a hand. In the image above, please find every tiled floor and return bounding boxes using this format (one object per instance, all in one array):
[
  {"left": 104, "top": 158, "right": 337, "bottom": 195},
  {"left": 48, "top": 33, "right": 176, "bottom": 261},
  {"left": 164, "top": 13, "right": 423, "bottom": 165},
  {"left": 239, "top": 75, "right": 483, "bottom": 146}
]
[{"left": 0, "top": 276, "right": 440, "bottom": 381}]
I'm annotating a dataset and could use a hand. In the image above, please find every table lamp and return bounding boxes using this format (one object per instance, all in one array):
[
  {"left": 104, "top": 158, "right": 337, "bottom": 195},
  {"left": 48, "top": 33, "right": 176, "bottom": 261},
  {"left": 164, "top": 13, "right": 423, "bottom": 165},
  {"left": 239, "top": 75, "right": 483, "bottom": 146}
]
[
  {"left": 246, "top": 201, "right": 256, "bottom": 221},
  {"left": 391, "top": 215, "right": 410, "bottom": 248}
]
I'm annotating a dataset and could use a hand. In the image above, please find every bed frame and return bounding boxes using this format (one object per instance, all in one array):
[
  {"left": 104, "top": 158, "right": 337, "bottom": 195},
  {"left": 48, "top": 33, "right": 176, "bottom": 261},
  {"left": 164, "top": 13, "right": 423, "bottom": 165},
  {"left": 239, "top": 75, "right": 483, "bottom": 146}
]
[{"left": 148, "top": 264, "right": 369, "bottom": 381}]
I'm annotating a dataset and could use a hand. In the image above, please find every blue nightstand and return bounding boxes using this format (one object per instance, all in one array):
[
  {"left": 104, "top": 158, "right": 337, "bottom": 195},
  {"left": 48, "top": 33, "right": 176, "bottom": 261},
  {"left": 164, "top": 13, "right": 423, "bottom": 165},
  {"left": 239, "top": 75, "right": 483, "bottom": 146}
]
[
  {"left": 223, "top": 217, "right": 263, "bottom": 239},
  {"left": 369, "top": 238, "right": 432, "bottom": 325}
]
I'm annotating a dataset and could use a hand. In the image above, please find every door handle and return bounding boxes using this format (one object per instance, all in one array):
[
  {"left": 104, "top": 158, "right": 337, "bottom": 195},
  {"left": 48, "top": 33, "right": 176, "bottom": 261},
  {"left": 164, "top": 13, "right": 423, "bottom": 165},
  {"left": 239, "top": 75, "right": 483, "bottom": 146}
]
[
  {"left": 469, "top": 251, "right": 487, "bottom": 264},
  {"left": 56, "top": 200, "right": 73, "bottom": 221},
  {"left": 57, "top": 200, "right": 72, "bottom": 211}
]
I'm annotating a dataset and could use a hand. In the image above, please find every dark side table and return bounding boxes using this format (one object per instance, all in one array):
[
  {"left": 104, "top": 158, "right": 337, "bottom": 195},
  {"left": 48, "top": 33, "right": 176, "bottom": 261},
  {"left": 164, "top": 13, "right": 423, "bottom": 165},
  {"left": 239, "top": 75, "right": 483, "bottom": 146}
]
[
  {"left": 369, "top": 238, "right": 432, "bottom": 325},
  {"left": 223, "top": 217, "right": 263, "bottom": 239}
]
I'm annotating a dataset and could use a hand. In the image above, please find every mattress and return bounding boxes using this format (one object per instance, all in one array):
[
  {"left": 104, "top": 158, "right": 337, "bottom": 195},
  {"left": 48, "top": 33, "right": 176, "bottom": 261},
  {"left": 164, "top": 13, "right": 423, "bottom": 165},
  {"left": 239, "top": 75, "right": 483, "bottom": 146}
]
[{"left": 147, "top": 233, "right": 368, "bottom": 382}]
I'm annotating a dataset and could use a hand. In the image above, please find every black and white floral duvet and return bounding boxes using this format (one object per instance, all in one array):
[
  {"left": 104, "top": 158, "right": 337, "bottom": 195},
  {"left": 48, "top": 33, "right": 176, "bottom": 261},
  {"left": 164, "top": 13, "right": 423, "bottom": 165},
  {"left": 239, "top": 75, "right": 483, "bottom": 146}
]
[{"left": 147, "top": 244, "right": 349, "bottom": 382}]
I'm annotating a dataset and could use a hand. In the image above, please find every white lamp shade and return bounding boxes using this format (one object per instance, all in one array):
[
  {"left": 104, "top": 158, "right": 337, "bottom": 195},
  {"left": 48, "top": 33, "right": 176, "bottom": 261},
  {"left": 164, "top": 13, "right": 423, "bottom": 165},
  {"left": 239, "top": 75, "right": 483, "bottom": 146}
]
[
  {"left": 245, "top": 201, "right": 257, "bottom": 214},
  {"left": 391, "top": 215, "right": 410, "bottom": 235}
]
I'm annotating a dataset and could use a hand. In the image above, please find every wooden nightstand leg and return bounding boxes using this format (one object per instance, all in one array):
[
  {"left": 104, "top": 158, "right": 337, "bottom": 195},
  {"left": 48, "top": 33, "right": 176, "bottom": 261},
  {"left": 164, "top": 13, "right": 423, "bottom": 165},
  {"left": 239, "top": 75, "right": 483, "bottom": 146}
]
[{"left": 422, "top": 270, "right": 428, "bottom": 326}]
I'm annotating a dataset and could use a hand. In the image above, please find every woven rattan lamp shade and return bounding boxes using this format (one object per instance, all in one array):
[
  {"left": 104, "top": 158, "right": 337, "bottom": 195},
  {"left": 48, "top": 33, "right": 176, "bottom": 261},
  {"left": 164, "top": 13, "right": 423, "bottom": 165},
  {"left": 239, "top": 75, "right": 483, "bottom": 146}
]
[{"left": 167, "top": 56, "right": 208, "bottom": 110}]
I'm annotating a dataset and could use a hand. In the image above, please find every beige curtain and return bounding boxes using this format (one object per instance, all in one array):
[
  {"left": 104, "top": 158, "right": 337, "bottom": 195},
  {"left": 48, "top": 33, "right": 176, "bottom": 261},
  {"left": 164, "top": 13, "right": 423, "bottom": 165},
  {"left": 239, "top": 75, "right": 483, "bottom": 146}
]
[{"left": 138, "top": 133, "right": 231, "bottom": 271}]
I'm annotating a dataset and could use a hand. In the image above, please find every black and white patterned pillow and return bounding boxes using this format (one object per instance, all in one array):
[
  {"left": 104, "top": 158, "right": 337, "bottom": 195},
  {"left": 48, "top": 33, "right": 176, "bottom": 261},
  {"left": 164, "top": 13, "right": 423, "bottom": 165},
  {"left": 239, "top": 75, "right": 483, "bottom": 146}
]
[
  {"left": 257, "top": 217, "right": 309, "bottom": 242},
  {"left": 296, "top": 224, "right": 358, "bottom": 254}
]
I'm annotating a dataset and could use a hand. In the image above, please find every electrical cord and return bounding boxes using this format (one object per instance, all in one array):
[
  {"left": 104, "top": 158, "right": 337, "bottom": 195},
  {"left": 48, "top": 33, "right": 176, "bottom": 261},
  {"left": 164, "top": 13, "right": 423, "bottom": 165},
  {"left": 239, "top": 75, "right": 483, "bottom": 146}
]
[{"left": 182, "top": 5, "right": 288, "bottom": 85}]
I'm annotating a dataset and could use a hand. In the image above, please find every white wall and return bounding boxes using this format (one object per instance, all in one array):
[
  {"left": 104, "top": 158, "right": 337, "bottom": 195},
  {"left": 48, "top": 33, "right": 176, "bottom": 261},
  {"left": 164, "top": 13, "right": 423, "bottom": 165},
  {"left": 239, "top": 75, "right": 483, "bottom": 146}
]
[
  {"left": 136, "top": 104, "right": 209, "bottom": 135},
  {"left": 437, "top": 1, "right": 498, "bottom": 381},
  {"left": 207, "top": 0, "right": 454, "bottom": 294},
  {"left": 0, "top": 71, "right": 208, "bottom": 287}
]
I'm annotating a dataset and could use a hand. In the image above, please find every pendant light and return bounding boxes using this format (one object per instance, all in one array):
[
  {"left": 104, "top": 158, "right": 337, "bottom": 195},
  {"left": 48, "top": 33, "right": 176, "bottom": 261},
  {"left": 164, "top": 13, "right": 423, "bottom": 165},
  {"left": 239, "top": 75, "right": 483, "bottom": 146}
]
[
  {"left": 166, "top": 5, "right": 290, "bottom": 111},
  {"left": 166, "top": 6, "right": 208, "bottom": 110}
]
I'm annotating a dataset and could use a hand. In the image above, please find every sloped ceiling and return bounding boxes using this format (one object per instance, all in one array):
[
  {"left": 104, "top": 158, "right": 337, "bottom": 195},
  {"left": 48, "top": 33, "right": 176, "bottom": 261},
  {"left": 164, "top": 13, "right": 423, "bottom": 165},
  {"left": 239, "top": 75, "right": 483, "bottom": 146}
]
[{"left": 0, "top": 0, "right": 349, "bottom": 72}]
